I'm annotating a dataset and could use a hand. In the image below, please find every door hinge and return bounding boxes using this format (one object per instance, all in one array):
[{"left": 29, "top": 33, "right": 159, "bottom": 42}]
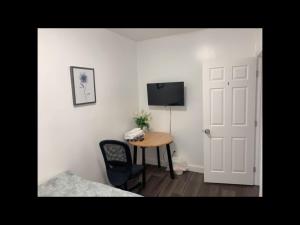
[
  {"left": 253, "top": 166, "right": 256, "bottom": 173},
  {"left": 256, "top": 70, "right": 259, "bottom": 77},
  {"left": 255, "top": 120, "right": 258, "bottom": 127}
]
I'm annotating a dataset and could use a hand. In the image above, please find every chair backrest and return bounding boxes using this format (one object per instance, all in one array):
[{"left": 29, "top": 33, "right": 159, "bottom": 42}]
[{"left": 99, "top": 140, "right": 132, "bottom": 171}]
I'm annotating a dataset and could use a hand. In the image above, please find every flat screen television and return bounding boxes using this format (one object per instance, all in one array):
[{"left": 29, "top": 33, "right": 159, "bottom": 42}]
[{"left": 147, "top": 82, "right": 184, "bottom": 106}]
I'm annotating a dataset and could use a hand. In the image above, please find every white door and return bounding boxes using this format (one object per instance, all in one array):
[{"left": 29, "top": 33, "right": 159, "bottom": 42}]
[{"left": 203, "top": 58, "right": 257, "bottom": 185}]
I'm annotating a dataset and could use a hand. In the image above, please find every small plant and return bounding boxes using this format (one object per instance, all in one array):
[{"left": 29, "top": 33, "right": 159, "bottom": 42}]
[{"left": 133, "top": 110, "right": 151, "bottom": 130}]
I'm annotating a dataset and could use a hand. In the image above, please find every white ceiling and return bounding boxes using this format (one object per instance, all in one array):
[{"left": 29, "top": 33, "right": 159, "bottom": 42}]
[{"left": 108, "top": 28, "right": 202, "bottom": 41}]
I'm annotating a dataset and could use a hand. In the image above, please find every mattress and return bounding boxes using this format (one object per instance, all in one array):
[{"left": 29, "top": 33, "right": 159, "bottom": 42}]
[{"left": 38, "top": 171, "right": 142, "bottom": 197}]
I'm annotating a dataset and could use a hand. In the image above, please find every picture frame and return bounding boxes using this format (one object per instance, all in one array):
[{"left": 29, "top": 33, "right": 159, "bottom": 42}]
[{"left": 70, "top": 66, "right": 96, "bottom": 106}]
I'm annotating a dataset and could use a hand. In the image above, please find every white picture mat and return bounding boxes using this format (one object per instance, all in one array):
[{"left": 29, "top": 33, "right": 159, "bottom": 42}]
[{"left": 72, "top": 68, "right": 95, "bottom": 104}]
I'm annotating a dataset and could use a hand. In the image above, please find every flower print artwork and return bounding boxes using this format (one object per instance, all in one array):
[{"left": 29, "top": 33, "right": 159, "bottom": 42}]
[
  {"left": 80, "top": 73, "right": 87, "bottom": 83},
  {"left": 79, "top": 73, "right": 90, "bottom": 100},
  {"left": 70, "top": 66, "right": 96, "bottom": 105}
]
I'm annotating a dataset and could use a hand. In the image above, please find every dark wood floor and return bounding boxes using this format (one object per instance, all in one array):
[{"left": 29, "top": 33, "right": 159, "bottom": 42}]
[{"left": 130, "top": 165, "right": 259, "bottom": 197}]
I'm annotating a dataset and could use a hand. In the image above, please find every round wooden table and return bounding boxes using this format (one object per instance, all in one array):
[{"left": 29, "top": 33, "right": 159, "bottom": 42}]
[{"left": 128, "top": 132, "right": 175, "bottom": 187}]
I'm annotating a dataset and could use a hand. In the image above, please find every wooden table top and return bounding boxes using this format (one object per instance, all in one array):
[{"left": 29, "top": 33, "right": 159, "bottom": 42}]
[{"left": 128, "top": 132, "right": 173, "bottom": 148}]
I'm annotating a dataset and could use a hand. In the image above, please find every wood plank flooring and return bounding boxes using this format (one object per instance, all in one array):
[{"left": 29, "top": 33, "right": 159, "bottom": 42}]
[{"left": 130, "top": 165, "right": 259, "bottom": 197}]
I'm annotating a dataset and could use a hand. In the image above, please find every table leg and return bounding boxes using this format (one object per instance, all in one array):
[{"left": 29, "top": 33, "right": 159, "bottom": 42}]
[
  {"left": 166, "top": 144, "right": 175, "bottom": 179},
  {"left": 133, "top": 146, "right": 137, "bottom": 164},
  {"left": 142, "top": 147, "right": 146, "bottom": 187},
  {"left": 156, "top": 146, "right": 161, "bottom": 168}
]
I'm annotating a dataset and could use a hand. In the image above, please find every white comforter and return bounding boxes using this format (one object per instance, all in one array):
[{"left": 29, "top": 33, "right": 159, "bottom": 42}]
[{"left": 38, "top": 171, "right": 142, "bottom": 197}]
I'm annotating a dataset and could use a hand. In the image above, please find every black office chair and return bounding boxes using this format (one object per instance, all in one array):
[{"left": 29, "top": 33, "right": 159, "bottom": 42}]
[{"left": 99, "top": 140, "right": 144, "bottom": 191}]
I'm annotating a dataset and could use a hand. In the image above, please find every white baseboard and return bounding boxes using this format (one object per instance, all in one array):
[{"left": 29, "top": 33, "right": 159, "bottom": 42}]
[
  {"left": 143, "top": 158, "right": 204, "bottom": 174},
  {"left": 187, "top": 164, "right": 204, "bottom": 173}
]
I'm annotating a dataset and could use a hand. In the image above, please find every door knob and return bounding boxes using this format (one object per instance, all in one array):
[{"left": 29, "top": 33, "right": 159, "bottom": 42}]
[{"left": 203, "top": 129, "right": 210, "bottom": 135}]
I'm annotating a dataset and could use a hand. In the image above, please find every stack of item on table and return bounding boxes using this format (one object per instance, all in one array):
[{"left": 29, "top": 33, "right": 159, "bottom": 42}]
[{"left": 124, "top": 128, "right": 145, "bottom": 141}]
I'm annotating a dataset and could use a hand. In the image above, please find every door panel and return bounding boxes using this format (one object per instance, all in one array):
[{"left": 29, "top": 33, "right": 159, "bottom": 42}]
[
  {"left": 210, "top": 67, "right": 225, "bottom": 81},
  {"left": 232, "top": 65, "right": 248, "bottom": 80},
  {"left": 203, "top": 58, "right": 256, "bottom": 185},
  {"left": 211, "top": 138, "right": 225, "bottom": 172},
  {"left": 232, "top": 137, "right": 247, "bottom": 172},
  {"left": 232, "top": 87, "right": 247, "bottom": 125},
  {"left": 211, "top": 88, "right": 225, "bottom": 125}
]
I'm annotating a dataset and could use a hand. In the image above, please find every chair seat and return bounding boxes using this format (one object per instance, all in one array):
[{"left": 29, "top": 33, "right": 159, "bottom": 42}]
[
  {"left": 108, "top": 165, "right": 144, "bottom": 187},
  {"left": 130, "top": 165, "right": 144, "bottom": 178},
  {"left": 108, "top": 169, "right": 130, "bottom": 187}
]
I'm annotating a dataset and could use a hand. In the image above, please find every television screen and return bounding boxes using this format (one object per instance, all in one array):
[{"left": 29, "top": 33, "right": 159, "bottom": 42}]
[{"left": 147, "top": 82, "right": 184, "bottom": 106}]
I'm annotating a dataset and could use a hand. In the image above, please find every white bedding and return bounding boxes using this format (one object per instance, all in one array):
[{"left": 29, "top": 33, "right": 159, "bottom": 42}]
[{"left": 38, "top": 171, "right": 142, "bottom": 197}]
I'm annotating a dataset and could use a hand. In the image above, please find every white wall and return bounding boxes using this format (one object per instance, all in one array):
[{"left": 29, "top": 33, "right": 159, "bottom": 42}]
[
  {"left": 254, "top": 29, "right": 263, "bottom": 55},
  {"left": 136, "top": 29, "right": 262, "bottom": 173},
  {"left": 38, "top": 29, "right": 138, "bottom": 185}
]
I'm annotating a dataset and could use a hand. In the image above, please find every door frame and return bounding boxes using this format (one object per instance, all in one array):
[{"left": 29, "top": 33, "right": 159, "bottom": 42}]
[{"left": 254, "top": 51, "right": 262, "bottom": 187}]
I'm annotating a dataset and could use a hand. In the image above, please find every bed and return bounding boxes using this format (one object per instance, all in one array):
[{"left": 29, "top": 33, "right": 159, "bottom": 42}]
[{"left": 38, "top": 171, "right": 142, "bottom": 197}]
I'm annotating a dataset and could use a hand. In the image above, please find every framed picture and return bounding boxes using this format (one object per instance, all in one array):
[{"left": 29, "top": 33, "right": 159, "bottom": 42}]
[{"left": 70, "top": 66, "right": 96, "bottom": 106}]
